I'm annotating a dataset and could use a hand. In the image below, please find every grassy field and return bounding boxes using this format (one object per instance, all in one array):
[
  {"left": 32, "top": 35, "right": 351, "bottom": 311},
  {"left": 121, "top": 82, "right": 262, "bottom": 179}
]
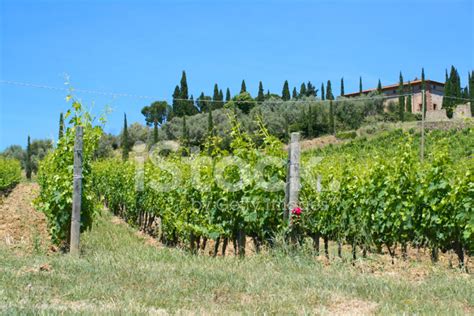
[{"left": 1, "top": 211, "right": 473, "bottom": 315}]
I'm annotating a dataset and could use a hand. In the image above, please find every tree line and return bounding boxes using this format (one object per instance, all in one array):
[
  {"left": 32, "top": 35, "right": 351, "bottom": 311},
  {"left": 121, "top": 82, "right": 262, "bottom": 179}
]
[{"left": 2, "top": 66, "right": 473, "bottom": 164}]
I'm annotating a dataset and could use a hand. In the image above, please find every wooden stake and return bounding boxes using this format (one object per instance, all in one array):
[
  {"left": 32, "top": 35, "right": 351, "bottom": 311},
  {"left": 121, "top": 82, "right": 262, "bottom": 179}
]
[
  {"left": 285, "top": 132, "right": 300, "bottom": 221},
  {"left": 421, "top": 89, "right": 425, "bottom": 162},
  {"left": 70, "top": 125, "right": 83, "bottom": 255}
]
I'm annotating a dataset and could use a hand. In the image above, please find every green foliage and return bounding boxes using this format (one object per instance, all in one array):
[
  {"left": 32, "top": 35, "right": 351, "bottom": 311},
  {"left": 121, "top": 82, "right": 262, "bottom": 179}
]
[
  {"left": 329, "top": 101, "right": 335, "bottom": 134},
  {"left": 1, "top": 145, "right": 25, "bottom": 168},
  {"left": 340, "top": 77, "right": 345, "bottom": 96},
  {"left": 35, "top": 100, "right": 103, "bottom": 246},
  {"left": 142, "top": 101, "right": 168, "bottom": 144},
  {"left": 92, "top": 119, "right": 286, "bottom": 249},
  {"left": 335, "top": 130, "right": 357, "bottom": 139},
  {"left": 300, "top": 128, "right": 474, "bottom": 263},
  {"left": 197, "top": 93, "right": 212, "bottom": 112},
  {"left": 0, "top": 157, "right": 21, "bottom": 192},
  {"left": 228, "top": 92, "right": 255, "bottom": 114}
]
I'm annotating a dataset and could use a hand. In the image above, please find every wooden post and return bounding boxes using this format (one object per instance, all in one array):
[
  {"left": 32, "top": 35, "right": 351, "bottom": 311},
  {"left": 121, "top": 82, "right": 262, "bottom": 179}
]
[
  {"left": 285, "top": 132, "right": 300, "bottom": 221},
  {"left": 421, "top": 89, "right": 425, "bottom": 162},
  {"left": 70, "top": 125, "right": 83, "bottom": 255}
]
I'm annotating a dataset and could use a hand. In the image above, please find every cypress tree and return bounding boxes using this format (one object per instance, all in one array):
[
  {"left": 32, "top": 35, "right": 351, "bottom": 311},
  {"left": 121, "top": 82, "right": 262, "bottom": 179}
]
[
  {"left": 58, "top": 112, "right": 64, "bottom": 139},
  {"left": 213, "top": 84, "right": 219, "bottom": 101},
  {"left": 180, "top": 71, "right": 189, "bottom": 99},
  {"left": 292, "top": 87, "right": 298, "bottom": 99},
  {"left": 122, "top": 113, "right": 130, "bottom": 161},
  {"left": 421, "top": 68, "right": 427, "bottom": 117},
  {"left": 377, "top": 79, "right": 382, "bottom": 93},
  {"left": 443, "top": 68, "right": 450, "bottom": 109},
  {"left": 326, "top": 80, "right": 334, "bottom": 100},
  {"left": 257, "top": 81, "right": 265, "bottom": 103},
  {"left": 197, "top": 92, "right": 205, "bottom": 111},
  {"left": 179, "top": 71, "right": 197, "bottom": 116},
  {"left": 443, "top": 66, "right": 462, "bottom": 117},
  {"left": 218, "top": 89, "right": 223, "bottom": 101},
  {"left": 359, "top": 77, "right": 363, "bottom": 94},
  {"left": 266, "top": 90, "right": 270, "bottom": 99},
  {"left": 450, "top": 66, "right": 461, "bottom": 99},
  {"left": 282, "top": 80, "right": 290, "bottom": 101},
  {"left": 421, "top": 68, "right": 426, "bottom": 90},
  {"left": 398, "top": 72, "right": 405, "bottom": 121},
  {"left": 321, "top": 83, "right": 325, "bottom": 101},
  {"left": 300, "top": 83, "right": 307, "bottom": 97},
  {"left": 340, "top": 77, "right": 345, "bottom": 96},
  {"left": 307, "top": 81, "right": 316, "bottom": 97},
  {"left": 240, "top": 80, "right": 247, "bottom": 94},
  {"left": 26, "top": 135, "right": 32, "bottom": 180},
  {"left": 226, "top": 88, "right": 231, "bottom": 102},
  {"left": 172, "top": 85, "right": 181, "bottom": 116}
]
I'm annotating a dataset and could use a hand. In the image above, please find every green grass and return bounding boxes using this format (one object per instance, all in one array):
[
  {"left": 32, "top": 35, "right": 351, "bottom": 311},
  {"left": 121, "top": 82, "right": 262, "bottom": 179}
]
[{"left": 1, "top": 212, "right": 472, "bottom": 315}]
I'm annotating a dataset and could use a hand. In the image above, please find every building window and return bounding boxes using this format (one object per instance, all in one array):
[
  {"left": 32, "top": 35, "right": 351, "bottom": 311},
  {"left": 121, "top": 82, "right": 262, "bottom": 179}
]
[
  {"left": 432, "top": 85, "right": 436, "bottom": 90},
  {"left": 393, "top": 90, "right": 396, "bottom": 94},
  {"left": 418, "top": 104, "right": 422, "bottom": 111},
  {"left": 433, "top": 103, "right": 437, "bottom": 110}
]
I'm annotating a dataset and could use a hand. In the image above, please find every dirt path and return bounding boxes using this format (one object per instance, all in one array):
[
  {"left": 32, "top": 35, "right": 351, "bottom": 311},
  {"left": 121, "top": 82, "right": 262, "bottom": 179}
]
[{"left": 0, "top": 182, "right": 50, "bottom": 251}]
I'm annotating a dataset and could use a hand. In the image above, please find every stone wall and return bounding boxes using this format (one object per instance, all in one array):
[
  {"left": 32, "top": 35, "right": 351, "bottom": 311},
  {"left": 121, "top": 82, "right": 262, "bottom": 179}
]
[
  {"left": 453, "top": 104, "right": 472, "bottom": 119},
  {"left": 426, "top": 109, "right": 448, "bottom": 121}
]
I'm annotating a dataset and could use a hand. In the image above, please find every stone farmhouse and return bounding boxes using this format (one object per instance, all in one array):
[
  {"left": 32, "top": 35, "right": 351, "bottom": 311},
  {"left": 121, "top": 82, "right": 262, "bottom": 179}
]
[{"left": 343, "top": 79, "right": 444, "bottom": 113}]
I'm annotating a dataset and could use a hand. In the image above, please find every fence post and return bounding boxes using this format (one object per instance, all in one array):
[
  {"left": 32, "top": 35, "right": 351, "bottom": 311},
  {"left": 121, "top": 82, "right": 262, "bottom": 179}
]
[
  {"left": 421, "top": 88, "right": 425, "bottom": 162},
  {"left": 285, "top": 132, "right": 300, "bottom": 222},
  {"left": 70, "top": 125, "right": 83, "bottom": 255}
]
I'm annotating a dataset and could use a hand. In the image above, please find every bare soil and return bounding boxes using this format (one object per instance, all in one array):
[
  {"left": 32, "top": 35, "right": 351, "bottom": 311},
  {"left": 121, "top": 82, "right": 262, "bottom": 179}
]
[{"left": 0, "top": 182, "right": 50, "bottom": 251}]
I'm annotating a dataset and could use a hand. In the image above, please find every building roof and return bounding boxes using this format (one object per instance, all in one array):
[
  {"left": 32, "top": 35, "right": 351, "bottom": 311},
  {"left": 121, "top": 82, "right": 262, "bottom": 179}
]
[{"left": 343, "top": 79, "right": 445, "bottom": 97}]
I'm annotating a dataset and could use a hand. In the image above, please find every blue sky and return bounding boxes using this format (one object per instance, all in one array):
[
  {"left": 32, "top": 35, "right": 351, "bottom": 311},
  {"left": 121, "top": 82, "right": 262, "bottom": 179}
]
[{"left": 1, "top": 0, "right": 473, "bottom": 149}]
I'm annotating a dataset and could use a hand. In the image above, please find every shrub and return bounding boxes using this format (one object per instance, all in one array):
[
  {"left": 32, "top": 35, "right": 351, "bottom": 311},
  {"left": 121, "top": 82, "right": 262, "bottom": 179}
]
[{"left": 0, "top": 157, "right": 21, "bottom": 192}]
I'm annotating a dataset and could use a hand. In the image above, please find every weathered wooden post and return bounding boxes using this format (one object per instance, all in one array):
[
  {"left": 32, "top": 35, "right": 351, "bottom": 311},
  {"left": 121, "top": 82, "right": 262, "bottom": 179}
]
[
  {"left": 70, "top": 125, "right": 83, "bottom": 255},
  {"left": 285, "top": 132, "right": 300, "bottom": 221}
]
